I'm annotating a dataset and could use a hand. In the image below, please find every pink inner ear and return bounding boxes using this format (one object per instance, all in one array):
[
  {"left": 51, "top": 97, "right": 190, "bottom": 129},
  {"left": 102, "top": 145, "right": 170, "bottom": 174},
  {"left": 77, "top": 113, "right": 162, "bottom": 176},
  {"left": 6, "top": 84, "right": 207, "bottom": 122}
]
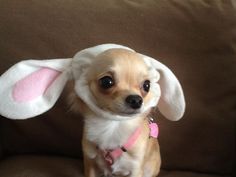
[{"left": 13, "top": 67, "right": 61, "bottom": 103}]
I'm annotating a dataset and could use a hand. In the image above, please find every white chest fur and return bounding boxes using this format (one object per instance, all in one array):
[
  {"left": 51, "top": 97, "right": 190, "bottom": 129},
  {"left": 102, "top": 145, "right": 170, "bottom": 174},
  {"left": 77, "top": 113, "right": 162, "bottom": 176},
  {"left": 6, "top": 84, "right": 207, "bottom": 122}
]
[
  {"left": 84, "top": 115, "right": 144, "bottom": 176},
  {"left": 84, "top": 115, "right": 142, "bottom": 150}
]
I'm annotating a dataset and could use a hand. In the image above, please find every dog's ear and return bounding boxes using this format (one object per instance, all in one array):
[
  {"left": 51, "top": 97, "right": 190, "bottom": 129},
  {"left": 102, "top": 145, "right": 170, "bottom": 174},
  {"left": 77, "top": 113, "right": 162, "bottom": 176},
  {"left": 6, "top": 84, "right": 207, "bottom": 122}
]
[
  {"left": 0, "top": 59, "right": 72, "bottom": 119},
  {"left": 142, "top": 55, "right": 185, "bottom": 121}
]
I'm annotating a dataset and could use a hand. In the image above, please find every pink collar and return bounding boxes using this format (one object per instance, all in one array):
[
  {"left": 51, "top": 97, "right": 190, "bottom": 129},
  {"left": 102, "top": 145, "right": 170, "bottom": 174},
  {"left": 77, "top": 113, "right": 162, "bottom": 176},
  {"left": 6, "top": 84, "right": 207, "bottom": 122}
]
[{"left": 99, "top": 120, "right": 159, "bottom": 165}]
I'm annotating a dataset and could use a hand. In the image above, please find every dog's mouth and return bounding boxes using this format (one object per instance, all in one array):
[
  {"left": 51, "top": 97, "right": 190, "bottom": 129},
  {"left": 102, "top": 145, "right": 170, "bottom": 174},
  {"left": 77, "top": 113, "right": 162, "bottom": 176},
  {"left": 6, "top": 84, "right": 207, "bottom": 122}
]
[
  {"left": 119, "top": 109, "right": 142, "bottom": 116},
  {"left": 91, "top": 98, "right": 145, "bottom": 119},
  {"left": 83, "top": 98, "right": 147, "bottom": 121},
  {"left": 101, "top": 105, "right": 143, "bottom": 117},
  {"left": 107, "top": 110, "right": 142, "bottom": 119}
]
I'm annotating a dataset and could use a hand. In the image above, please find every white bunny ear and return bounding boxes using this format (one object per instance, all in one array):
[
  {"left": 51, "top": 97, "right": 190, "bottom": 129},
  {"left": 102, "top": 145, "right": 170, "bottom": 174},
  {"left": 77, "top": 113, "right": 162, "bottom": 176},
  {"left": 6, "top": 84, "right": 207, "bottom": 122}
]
[
  {"left": 142, "top": 55, "right": 185, "bottom": 121},
  {"left": 0, "top": 58, "right": 72, "bottom": 119}
]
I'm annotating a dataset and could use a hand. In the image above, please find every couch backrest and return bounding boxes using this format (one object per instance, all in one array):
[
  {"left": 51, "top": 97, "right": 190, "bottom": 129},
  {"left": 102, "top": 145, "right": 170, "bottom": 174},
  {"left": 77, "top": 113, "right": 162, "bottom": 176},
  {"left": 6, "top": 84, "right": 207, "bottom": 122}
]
[{"left": 0, "top": 0, "right": 235, "bottom": 175}]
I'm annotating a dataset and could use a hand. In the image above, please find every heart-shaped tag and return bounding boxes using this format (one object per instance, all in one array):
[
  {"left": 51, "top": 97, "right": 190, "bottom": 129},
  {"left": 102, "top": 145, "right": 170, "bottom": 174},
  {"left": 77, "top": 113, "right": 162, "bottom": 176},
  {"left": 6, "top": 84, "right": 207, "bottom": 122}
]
[{"left": 149, "top": 123, "right": 159, "bottom": 138}]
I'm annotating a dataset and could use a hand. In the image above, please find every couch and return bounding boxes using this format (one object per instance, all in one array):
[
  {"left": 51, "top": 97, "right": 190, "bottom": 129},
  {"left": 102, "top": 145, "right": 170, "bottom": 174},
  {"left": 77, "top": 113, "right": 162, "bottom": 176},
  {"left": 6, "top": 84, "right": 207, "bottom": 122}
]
[{"left": 0, "top": 0, "right": 235, "bottom": 176}]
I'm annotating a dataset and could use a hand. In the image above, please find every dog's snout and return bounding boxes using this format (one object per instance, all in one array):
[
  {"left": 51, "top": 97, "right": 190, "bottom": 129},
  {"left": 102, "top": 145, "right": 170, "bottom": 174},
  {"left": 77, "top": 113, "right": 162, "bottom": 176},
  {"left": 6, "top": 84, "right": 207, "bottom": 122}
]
[{"left": 125, "top": 95, "right": 143, "bottom": 109}]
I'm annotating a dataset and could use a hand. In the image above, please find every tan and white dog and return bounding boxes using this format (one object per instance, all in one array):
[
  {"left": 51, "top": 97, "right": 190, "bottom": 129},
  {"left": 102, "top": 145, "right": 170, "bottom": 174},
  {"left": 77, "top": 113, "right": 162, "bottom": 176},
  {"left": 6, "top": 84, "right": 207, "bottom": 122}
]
[{"left": 0, "top": 44, "right": 185, "bottom": 177}]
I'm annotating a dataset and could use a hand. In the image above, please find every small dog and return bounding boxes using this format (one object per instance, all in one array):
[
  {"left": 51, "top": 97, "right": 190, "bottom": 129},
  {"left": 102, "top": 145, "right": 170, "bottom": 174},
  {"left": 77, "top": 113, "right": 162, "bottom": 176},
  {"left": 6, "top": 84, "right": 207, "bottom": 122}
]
[
  {"left": 0, "top": 44, "right": 185, "bottom": 177},
  {"left": 68, "top": 47, "right": 185, "bottom": 177}
]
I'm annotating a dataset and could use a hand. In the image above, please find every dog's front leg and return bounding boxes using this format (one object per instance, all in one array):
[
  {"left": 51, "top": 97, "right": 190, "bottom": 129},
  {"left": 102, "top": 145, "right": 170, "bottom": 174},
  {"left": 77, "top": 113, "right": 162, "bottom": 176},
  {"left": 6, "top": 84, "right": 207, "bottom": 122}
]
[
  {"left": 124, "top": 162, "right": 143, "bottom": 177},
  {"left": 82, "top": 137, "right": 99, "bottom": 177},
  {"left": 84, "top": 155, "right": 98, "bottom": 177},
  {"left": 129, "top": 169, "right": 143, "bottom": 177}
]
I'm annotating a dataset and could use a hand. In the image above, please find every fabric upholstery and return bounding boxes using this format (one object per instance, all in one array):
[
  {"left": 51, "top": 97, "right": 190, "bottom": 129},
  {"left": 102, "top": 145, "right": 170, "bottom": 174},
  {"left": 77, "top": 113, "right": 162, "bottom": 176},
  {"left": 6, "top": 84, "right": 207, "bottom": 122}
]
[
  {"left": 0, "top": 156, "right": 230, "bottom": 177},
  {"left": 0, "top": 0, "right": 235, "bottom": 176},
  {"left": 0, "top": 155, "right": 84, "bottom": 177}
]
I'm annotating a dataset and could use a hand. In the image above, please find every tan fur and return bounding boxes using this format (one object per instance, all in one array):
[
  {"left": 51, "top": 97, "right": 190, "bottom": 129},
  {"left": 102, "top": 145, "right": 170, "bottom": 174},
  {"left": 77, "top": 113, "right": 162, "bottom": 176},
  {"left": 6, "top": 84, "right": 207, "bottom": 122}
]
[{"left": 69, "top": 49, "right": 161, "bottom": 177}]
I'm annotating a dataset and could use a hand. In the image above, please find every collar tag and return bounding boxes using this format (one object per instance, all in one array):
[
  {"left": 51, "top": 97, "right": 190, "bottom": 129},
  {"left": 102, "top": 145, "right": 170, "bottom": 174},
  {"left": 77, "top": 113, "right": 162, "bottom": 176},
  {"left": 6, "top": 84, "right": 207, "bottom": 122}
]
[{"left": 149, "top": 122, "right": 159, "bottom": 138}]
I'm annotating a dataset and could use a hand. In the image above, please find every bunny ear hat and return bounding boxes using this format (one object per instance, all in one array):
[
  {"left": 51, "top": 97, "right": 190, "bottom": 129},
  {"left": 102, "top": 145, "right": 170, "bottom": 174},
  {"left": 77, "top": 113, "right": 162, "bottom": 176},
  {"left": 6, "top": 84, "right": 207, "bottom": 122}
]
[{"left": 0, "top": 44, "right": 185, "bottom": 121}]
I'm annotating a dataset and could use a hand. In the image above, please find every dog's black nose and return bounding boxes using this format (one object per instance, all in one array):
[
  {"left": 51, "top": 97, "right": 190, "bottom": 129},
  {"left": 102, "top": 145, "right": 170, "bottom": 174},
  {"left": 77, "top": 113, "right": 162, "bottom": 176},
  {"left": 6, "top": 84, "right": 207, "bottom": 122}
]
[{"left": 125, "top": 95, "right": 143, "bottom": 109}]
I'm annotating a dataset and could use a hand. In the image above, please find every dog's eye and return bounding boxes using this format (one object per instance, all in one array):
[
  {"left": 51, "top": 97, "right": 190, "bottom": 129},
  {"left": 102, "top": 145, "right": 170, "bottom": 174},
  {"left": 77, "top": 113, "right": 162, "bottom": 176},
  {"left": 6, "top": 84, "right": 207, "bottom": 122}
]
[
  {"left": 99, "top": 76, "right": 114, "bottom": 89},
  {"left": 143, "top": 80, "right": 150, "bottom": 92}
]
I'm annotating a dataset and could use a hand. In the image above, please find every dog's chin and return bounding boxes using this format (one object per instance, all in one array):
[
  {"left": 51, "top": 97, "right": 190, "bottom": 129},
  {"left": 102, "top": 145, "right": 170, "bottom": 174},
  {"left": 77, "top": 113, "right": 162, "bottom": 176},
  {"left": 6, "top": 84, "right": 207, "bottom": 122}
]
[
  {"left": 119, "top": 109, "right": 142, "bottom": 116},
  {"left": 105, "top": 107, "right": 143, "bottom": 117},
  {"left": 91, "top": 102, "right": 145, "bottom": 120}
]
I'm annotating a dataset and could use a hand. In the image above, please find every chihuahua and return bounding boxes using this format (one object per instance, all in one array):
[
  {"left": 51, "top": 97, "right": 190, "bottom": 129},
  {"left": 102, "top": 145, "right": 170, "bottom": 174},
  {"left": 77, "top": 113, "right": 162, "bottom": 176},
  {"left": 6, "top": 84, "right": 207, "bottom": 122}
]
[
  {"left": 0, "top": 44, "right": 185, "bottom": 177},
  {"left": 68, "top": 47, "right": 185, "bottom": 177}
]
